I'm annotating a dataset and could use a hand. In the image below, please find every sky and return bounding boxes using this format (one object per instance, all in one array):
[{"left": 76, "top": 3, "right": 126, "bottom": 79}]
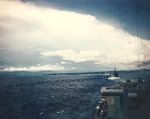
[{"left": 0, "top": 0, "right": 150, "bottom": 72}]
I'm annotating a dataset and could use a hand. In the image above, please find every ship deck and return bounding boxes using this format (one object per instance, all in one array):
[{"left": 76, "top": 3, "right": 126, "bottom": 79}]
[
  {"left": 103, "top": 88, "right": 150, "bottom": 119},
  {"left": 101, "top": 96, "right": 124, "bottom": 119}
]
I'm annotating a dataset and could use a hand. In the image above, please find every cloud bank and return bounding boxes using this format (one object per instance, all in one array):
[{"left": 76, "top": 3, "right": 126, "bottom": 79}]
[
  {"left": 0, "top": 0, "right": 150, "bottom": 71},
  {"left": 3, "top": 65, "right": 65, "bottom": 71}
]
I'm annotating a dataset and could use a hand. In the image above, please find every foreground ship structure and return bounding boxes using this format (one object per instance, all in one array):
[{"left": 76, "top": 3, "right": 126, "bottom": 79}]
[{"left": 99, "top": 79, "right": 150, "bottom": 119}]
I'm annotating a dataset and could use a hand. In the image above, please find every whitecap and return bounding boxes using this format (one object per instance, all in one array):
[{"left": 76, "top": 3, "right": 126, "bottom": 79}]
[{"left": 57, "top": 110, "right": 64, "bottom": 114}]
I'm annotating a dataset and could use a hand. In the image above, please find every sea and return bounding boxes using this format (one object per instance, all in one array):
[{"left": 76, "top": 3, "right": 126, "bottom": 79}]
[{"left": 0, "top": 69, "right": 150, "bottom": 119}]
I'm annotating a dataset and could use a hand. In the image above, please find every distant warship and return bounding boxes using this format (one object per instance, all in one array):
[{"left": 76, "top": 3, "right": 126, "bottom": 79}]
[{"left": 107, "top": 68, "right": 124, "bottom": 82}]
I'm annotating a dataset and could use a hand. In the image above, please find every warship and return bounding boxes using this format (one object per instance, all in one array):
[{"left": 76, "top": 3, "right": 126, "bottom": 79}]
[{"left": 92, "top": 76, "right": 150, "bottom": 119}]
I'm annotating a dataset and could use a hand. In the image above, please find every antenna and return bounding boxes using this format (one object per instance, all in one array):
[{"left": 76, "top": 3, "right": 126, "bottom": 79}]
[{"left": 136, "top": 0, "right": 140, "bottom": 69}]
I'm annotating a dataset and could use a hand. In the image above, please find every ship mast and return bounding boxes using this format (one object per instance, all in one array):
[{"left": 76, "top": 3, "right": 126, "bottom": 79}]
[{"left": 136, "top": 0, "right": 140, "bottom": 69}]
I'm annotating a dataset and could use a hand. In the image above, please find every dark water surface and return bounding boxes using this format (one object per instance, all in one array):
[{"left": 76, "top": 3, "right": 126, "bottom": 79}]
[{"left": 0, "top": 70, "right": 149, "bottom": 119}]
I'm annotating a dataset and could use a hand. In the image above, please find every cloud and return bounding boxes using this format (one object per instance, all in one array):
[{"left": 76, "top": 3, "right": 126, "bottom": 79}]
[
  {"left": 3, "top": 64, "right": 76, "bottom": 71},
  {"left": 41, "top": 49, "right": 100, "bottom": 63},
  {"left": 61, "top": 61, "right": 71, "bottom": 65},
  {"left": 0, "top": 0, "right": 150, "bottom": 71}
]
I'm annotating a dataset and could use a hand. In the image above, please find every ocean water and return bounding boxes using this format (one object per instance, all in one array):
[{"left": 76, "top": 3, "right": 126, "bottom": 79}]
[{"left": 0, "top": 70, "right": 150, "bottom": 119}]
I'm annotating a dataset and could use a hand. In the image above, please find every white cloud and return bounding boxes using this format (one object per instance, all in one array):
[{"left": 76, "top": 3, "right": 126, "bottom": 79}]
[
  {"left": 61, "top": 61, "right": 71, "bottom": 65},
  {"left": 3, "top": 64, "right": 66, "bottom": 71},
  {"left": 41, "top": 49, "right": 100, "bottom": 62},
  {"left": 0, "top": 0, "right": 150, "bottom": 71}
]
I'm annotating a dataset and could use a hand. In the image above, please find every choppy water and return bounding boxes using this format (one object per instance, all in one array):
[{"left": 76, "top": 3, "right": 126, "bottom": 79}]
[{"left": 0, "top": 70, "right": 149, "bottom": 119}]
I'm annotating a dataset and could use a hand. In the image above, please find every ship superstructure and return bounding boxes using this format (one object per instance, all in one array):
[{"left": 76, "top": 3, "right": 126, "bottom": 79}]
[{"left": 99, "top": 79, "right": 150, "bottom": 119}]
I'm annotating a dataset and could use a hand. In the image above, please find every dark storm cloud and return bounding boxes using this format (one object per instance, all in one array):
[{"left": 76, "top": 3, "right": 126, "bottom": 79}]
[
  {"left": 0, "top": 0, "right": 150, "bottom": 71},
  {"left": 23, "top": 0, "right": 150, "bottom": 40}
]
